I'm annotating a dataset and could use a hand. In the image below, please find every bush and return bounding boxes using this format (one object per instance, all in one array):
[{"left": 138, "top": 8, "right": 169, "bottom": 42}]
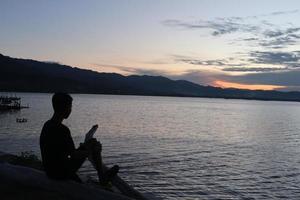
[{"left": 14, "top": 151, "right": 43, "bottom": 170}]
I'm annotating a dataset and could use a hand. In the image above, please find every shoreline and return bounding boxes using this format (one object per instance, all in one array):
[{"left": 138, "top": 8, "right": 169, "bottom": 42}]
[
  {"left": 1, "top": 90, "right": 300, "bottom": 104},
  {"left": 0, "top": 151, "right": 149, "bottom": 200}
]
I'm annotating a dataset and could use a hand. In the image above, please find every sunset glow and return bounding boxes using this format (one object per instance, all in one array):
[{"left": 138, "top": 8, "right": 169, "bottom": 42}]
[
  {"left": 214, "top": 80, "right": 286, "bottom": 91},
  {"left": 2, "top": 1, "right": 300, "bottom": 91}
]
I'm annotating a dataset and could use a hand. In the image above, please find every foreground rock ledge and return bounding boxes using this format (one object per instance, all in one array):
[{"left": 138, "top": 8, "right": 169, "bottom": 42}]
[{"left": 0, "top": 152, "right": 149, "bottom": 200}]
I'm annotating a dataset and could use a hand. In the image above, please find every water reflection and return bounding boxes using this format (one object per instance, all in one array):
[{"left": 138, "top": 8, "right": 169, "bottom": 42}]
[{"left": 1, "top": 93, "right": 300, "bottom": 199}]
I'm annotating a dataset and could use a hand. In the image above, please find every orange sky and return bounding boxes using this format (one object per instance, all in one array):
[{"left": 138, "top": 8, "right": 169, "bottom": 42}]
[{"left": 214, "top": 80, "right": 286, "bottom": 91}]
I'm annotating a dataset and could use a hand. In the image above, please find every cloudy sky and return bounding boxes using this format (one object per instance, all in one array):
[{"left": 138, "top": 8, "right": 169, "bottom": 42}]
[{"left": 2, "top": 0, "right": 300, "bottom": 91}]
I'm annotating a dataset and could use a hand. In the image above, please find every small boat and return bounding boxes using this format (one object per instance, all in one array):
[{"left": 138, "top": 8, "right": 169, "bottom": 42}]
[
  {"left": 0, "top": 95, "right": 29, "bottom": 110},
  {"left": 16, "top": 118, "right": 28, "bottom": 123}
]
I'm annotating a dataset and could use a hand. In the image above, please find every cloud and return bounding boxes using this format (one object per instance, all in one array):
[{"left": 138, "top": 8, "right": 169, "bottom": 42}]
[
  {"left": 225, "top": 69, "right": 300, "bottom": 86},
  {"left": 170, "top": 50, "right": 300, "bottom": 90},
  {"left": 162, "top": 10, "right": 299, "bottom": 36},
  {"left": 176, "top": 58, "right": 227, "bottom": 66},
  {"left": 263, "top": 27, "right": 300, "bottom": 38},
  {"left": 93, "top": 63, "right": 167, "bottom": 76},
  {"left": 243, "top": 37, "right": 259, "bottom": 41},
  {"left": 173, "top": 54, "right": 284, "bottom": 73},
  {"left": 259, "top": 37, "right": 296, "bottom": 49},
  {"left": 237, "top": 29, "right": 300, "bottom": 49},
  {"left": 162, "top": 18, "right": 260, "bottom": 36},
  {"left": 169, "top": 69, "right": 225, "bottom": 86},
  {"left": 222, "top": 67, "right": 288, "bottom": 72},
  {"left": 172, "top": 68, "right": 300, "bottom": 90},
  {"left": 173, "top": 55, "right": 245, "bottom": 67},
  {"left": 94, "top": 62, "right": 300, "bottom": 91},
  {"left": 248, "top": 51, "right": 300, "bottom": 65},
  {"left": 94, "top": 62, "right": 225, "bottom": 86},
  {"left": 268, "top": 9, "right": 299, "bottom": 16},
  {"left": 238, "top": 9, "right": 299, "bottom": 19},
  {"left": 173, "top": 49, "right": 300, "bottom": 73},
  {"left": 163, "top": 10, "right": 300, "bottom": 49},
  {"left": 257, "top": 27, "right": 300, "bottom": 48}
]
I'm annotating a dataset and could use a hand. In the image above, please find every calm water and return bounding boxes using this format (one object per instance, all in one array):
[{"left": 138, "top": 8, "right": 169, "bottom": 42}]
[{"left": 1, "top": 93, "right": 300, "bottom": 199}]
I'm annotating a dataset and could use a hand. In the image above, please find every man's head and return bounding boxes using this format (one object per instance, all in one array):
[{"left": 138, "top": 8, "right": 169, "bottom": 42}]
[{"left": 52, "top": 93, "right": 73, "bottom": 119}]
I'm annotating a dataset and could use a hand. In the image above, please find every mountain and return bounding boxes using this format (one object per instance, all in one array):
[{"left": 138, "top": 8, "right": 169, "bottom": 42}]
[{"left": 1, "top": 53, "right": 300, "bottom": 102}]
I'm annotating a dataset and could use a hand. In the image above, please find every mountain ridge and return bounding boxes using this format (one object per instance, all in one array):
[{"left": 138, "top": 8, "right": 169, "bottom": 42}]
[{"left": 1, "top": 53, "right": 300, "bottom": 102}]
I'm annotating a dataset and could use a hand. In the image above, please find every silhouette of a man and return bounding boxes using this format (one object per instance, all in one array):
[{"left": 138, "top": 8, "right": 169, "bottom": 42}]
[{"left": 40, "top": 93, "right": 104, "bottom": 183}]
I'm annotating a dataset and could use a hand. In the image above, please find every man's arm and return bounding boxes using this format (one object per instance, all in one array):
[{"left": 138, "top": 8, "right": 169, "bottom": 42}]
[
  {"left": 66, "top": 139, "right": 99, "bottom": 174},
  {"left": 66, "top": 145, "right": 89, "bottom": 174}
]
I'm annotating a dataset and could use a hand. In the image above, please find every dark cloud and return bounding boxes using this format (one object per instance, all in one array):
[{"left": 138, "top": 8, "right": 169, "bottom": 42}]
[
  {"left": 169, "top": 69, "right": 225, "bottom": 86},
  {"left": 241, "top": 9, "right": 299, "bottom": 19},
  {"left": 263, "top": 30, "right": 285, "bottom": 38},
  {"left": 177, "top": 58, "right": 227, "bottom": 66},
  {"left": 259, "top": 39, "right": 294, "bottom": 49},
  {"left": 222, "top": 67, "right": 288, "bottom": 72},
  {"left": 162, "top": 18, "right": 260, "bottom": 36},
  {"left": 174, "top": 49, "right": 300, "bottom": 73},
  {"left": 263, "top": 27, "right": 300, "bottom": 38},
  {"left": 286, "top": 27, "right": 300, "bottom": 34},
  {"left": 94, "top": 63, "right": 300, "bottom": 91},
  {"left": 248, "top": 28, "right": 300, "bottom": 49},
  {"left": 172, "top": 68, "right": 300, "bottom": 90},
  {"left": 174, "top": 55, "right": 244, "bottom": 67},
  {"left": 243, "top": 37, "right": 259, "bottom": 41},
  {"left": 94, "top": 62, "right": 225, "bottom": 86},
  {"left": 225, "top": 69, "right": 300, "bottom": 86},
  {"left": 248, "top": 51, "right": 300, "bottom": 65},
  {"left": 163, "top": 10, "right": 299, "bottom": 36},
  {"left": 258, "top": 27, "right": 300, "bottom": 48},
  {"left": 268, "top": 9, "right": 299, "bottom": 16},
  {"left": 163, "top": 10, "right": 300, "bottom": 49}
]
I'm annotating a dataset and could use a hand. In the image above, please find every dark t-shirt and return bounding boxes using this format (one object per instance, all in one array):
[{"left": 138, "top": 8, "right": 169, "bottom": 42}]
[{"left": 40, "top": 119, "right": 84, "bottom": 182}]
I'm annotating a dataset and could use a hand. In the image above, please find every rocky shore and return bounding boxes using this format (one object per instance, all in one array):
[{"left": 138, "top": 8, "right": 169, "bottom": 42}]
[{"left": 0, "top": 151, "right": 149, "bottom": 200}]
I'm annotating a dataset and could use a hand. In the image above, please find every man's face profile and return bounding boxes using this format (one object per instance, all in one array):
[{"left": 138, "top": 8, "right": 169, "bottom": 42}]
[{"left": 63, "top": 103, "right": 72, "bottom": 119}]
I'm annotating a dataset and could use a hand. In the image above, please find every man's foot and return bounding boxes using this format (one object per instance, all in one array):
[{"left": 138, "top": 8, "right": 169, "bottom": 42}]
[
  {"left": 100, "top": 181, "right": 114, "bottom": 191},
  {"left": 100, "top": 165, "right": 119, "bottom": 185}
]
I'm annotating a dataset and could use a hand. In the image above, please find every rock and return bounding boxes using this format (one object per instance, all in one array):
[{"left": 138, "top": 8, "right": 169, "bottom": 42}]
[{"left": 0, "top": 162, "right": 133, "bottom": 200}]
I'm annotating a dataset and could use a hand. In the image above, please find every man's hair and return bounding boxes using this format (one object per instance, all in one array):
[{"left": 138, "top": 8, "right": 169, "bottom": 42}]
[{"left": 52, "top": 93, "right": 73, "bottom": 113}]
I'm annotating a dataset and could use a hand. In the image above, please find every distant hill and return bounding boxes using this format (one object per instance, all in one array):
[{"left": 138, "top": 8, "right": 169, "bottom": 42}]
[{"left": 1, "top": 53, "right": 300, "bottom": 102}]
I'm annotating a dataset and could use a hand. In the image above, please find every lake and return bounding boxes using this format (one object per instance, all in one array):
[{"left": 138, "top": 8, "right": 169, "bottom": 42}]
[{"left": 1, "top": 93, "right": 300, "bottom": 199}]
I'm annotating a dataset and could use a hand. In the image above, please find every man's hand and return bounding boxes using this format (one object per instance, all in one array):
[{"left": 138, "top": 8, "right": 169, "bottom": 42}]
[
  {"left": 90, "top": 124, "right": 98, "bottom": 132},
  {"left": 93, "top": 140, "right": 102, "bottom": 154},
  {"left": 85, "top": 124, "right": 98, "bottom": 142}
]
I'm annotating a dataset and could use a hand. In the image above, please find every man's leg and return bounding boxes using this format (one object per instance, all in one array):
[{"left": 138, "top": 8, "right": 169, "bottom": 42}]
[
  {"left": 91, "top": 146, "right": 105, "bottom": 183},
  {"left": 70, "top": 173, "right": 83, "bottom": 183},
  {"left": 91, "top": 143, "right": 119, "bottom": 185}
]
